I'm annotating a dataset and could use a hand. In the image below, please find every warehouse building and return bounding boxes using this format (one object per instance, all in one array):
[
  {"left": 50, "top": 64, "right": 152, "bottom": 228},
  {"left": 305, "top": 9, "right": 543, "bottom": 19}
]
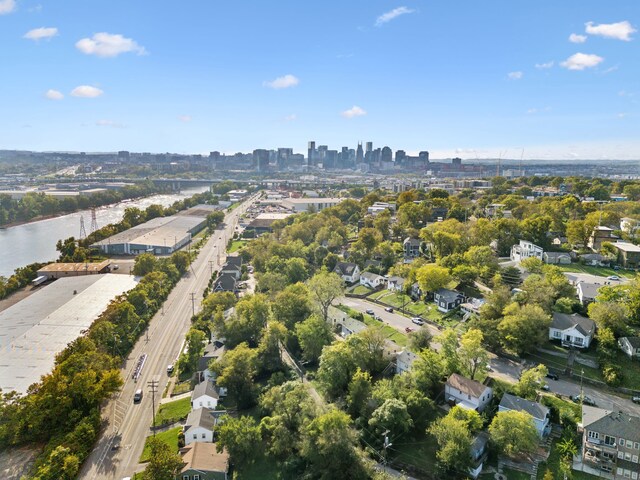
[
  {"left": 36, "top": 259, "right": 113, "bottom": 280},
  {"left": 0, "top": 274, "right": 137, "bottom": 394},
  {"left": 91, "top": 206, "right": 219, "bottom": 255},
  {"left": 245, "top": 212, "right": 293, "bottom": 234},
  {"left": 281, "top": 197, "right": 345, "bottom": 212}
]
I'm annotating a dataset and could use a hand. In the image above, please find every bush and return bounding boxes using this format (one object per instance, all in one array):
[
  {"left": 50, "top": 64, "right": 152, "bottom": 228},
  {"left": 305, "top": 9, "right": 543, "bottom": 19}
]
[{"left": 602, "top": 363, "right": 623, "bottom": 386}]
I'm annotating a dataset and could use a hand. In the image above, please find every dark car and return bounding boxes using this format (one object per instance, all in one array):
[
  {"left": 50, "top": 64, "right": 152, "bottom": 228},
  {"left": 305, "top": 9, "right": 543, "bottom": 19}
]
[
  {"left": 385, "top": 307, "right": 394, "bottom": 313},
  {"left": 365, "top": 309, "right": 375, "bottom": 315},
  {"left": 546, "top": 372, "right": 559, "bottom": 381},
  {"left": 571, "top": 394, "right": 596, "bottom": 406}
]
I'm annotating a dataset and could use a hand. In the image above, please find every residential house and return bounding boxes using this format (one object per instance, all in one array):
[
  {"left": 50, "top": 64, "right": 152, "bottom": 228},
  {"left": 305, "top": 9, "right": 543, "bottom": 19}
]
[
  {"left": 549, "top": 312, "right": 596, "bottom": 349},
  {"left": 499, "top": 393, "right": 550, "bottom": 437},
  {"left": 212, "top": 274, "right": 236, "bottom": 294},
  {"left": 581, "top": 407, "right": 640, "bottom": 478},
  {"left": 177, "top": 442, "right": 229, "bottom": 480},
  {"left": 395, "top": 349, "right": 417, "bottom": 375},
  {"left": 619, "top": 337, "right": 640, "bottom": 360},
  {"left": 611, "top": 242, "right": 640, "bottom": 269},
  {"left": 576, "top": 282, "right": 602, "bottom": 305},
  {"left": 225, "top": 255, "right": 243, "bottom": 269},
  {"left": 543, "top": 251, "right": 572, "bottom": 265},
  {"left": 387, "top": 276, "right": 406, "bottom": 292},
  {"left": 410, "top": 282, "right": 422, "bottom": 300},
  {"left": 469, "top": 432, "right": 490, "bottom": 479},
  {"left": 333, "top": 262, "right": 360, "bottom": 283},
  {"left": 191, "top": 380, "right": 220, "bottom": 410},
  {"left": 184, "top": 408, "right": 218, "bottom": 446},
  {"left": 621, "top": 217, "right": 640, "bottom": 235},
  {"left": 220, "top": 262, "right": 241, "bottom": 280},
  {"left": 444, "top": 373, "right": 493, "bottom": 413},
  {"left": 359, "top": 272, "right": 386, "bottom": 289},
  {"left": 197, "top": 341, "right": 226, "bottom": 381},
  {"left": 510, "top": 240, "right": 544, "bottom": 263},
  {"left": 588, "top": 226, "right": 619, "bottom": 251},
  {"left": 580, "top": 253, "right": 611, "bottom": 267},
  {"left": 434, "top": 288, "right": 464, "bottom": 313},
  {"left": 337, "top": 316, "right": 368, "bottom": 338},
  {"left": 552, "top": 236, "right": 568, "bottom": 247},
  {"left": 403, "top": 237, "right": 421, "bottom": 258},
  {"left": 460, "top": 298, "right": 486, "bottom": 320}
]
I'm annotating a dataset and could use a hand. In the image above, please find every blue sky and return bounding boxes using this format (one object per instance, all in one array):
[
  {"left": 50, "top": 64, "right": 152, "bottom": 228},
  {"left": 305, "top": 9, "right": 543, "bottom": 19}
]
[{"left": 0, "top": 0, "right": 638, "bottom": 159}]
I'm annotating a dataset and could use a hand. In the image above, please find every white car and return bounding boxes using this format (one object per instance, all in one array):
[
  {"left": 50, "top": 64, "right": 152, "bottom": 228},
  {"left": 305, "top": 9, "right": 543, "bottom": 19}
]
[
  {"left": 411, "top": 317, "right": 425, "bottom": 326},
  {"left": 607, "top": 275, "right": 620, "bottom": 281}
]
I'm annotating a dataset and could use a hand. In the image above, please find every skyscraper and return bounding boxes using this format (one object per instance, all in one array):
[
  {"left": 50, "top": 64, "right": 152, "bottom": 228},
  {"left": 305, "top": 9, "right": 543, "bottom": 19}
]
[
  {"left": 307, "top": 141, "right": 316, "bottom": 166},
  {"left": 356, "top": 142, "right": 364, "bottom": 164},
  {"left": 381, "top": 146, "right": 392, "bottom": 163},
  {"left": 253, "top": 149, "right": 269, "bottom": 172}
]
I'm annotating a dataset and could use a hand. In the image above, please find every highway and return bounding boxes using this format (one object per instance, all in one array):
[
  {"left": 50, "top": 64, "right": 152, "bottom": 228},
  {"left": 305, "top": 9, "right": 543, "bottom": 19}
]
[{"left": 78, "top": 194, "right": 259, "bottom": 480}]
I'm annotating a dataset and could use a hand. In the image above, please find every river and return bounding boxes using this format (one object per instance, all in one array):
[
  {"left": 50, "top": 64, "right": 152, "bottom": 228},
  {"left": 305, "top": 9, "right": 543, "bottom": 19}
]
[{"left": 0, "top": 187, "right": 210, "bottom": 277}]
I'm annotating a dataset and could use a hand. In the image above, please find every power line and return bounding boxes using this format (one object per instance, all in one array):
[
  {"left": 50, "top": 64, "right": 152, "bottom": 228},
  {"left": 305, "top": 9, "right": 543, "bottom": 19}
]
[{"left": 147, "top": 378, "right": 159, "bottom": 436}]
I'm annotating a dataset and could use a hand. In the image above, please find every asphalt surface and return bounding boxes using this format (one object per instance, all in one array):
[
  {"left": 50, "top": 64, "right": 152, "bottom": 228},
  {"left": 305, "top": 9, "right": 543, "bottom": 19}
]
[
  {"left": 78, "top": 194, "right": 259, "bottom": 480},
  {"left": 341, "top": 296, "right": 640, "bottom": 417}
]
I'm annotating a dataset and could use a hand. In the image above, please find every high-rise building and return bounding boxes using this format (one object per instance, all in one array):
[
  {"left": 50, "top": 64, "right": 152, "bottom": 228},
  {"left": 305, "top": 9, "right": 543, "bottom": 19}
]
[
  {"left": 395, "top": 150, "right": 406, "bottom": 164},
  {"left": 366, "top": 142, "right": 373, "bottom": 153},
  {"left": 381, "top": 146, "right": 392, "bottom": 163},
  {"left": 277, "top": 148, "right": 293, "bottom": 170},
  {"left": 419, "top": 151, "right": 430, "bottom": 163},
  {"left": 356, "top": 142, "right": 364, "bottom": 164},
  {"left": 253, "top": 149, "right": 269, "bottom": 172},
  {"left": 307, "top": 141, "right": 316, "bottom": 166}
]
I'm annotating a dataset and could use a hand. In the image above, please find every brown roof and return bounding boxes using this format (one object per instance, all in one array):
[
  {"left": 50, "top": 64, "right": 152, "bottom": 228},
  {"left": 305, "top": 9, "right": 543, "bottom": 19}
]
[
  {"left": 446, "top": 373, "right": 488, "bottom": 398},
  {"left": 180, "top": 442, "right": 229, "bottom": 474},
  {"left": 38, "top": 260, "right": 111, "bottom": 273}
]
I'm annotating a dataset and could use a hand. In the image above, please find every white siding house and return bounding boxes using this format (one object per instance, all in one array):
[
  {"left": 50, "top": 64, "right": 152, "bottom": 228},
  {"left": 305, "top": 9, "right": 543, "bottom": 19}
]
[
  {"left": 395, "top": 349, "right": 417, "bottom": 375},
  {"left": 444, "top": 373, "right": 493, "bottom": 413},
  {"left": 619, "top": 337, "right": 640, "bottom": 360},
  {"left": 183, "top": 408, "right": 216, "bottom": 445},
  {"left": 191, "top": 380, "right": 220, "bottom": 410},
  {"left": 499, "top": 393, "right": 550, "bottom": 437},
  {"left": 333, "top": 262, "right": 360, "bottom": 283},
  {"left": 510, "top": 240, "right": 544, "bottom": 263},
  {"left": 359, "top": 272, "right": 385, "bottom": 289},
  {"left": 549, "top": 312, "right": 596, "bottom": 349}
]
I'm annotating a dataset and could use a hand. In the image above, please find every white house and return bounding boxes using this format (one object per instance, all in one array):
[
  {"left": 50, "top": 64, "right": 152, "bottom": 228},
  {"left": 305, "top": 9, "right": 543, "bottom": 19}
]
[
  {"left": 191, "top": 379, "right": 220, "bottom": 410},
  {"left": 499, "top": 393, "right": 550, "bottom": 437},
  {"left": 619, "top": 337, "right": 640, "bottom": 360},
  {"left": 333, "top": 262, "right": 360, "bottom": 283},
  {"left": 576, "top": 282, "right": 602, "bottom": 305},
  {"left": 197, "top": 340, "right": 226, "bottom": 381},
  {"left": 395, "top": 349, "right": 417, "bottom": 375},
  {"left": 183, "top": 408, "right": 217, "bottom": 445},
  {"left": 510, "top": 240, "right": 544, "bottom": 263},
  {"left": 444, "top": 373, "right": 493, "bottom": 413},
  {"left": 549, "top": 312, "right": 596, "bottom": 349},
  {"left": 359, "top": 272, "right": 386, "bottom": 289},
  {"left": 386, "top": 276, "right": 406, "bottom": 292}
]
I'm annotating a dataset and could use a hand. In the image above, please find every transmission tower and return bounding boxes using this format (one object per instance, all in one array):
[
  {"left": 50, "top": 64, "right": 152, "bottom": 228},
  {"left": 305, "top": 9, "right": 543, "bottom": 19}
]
[
  {"left": 90, "top": 208, "right": 99, "bottom": 233},
  {"left": 79, "top": 215, "right": 87, "bottom": 239}
]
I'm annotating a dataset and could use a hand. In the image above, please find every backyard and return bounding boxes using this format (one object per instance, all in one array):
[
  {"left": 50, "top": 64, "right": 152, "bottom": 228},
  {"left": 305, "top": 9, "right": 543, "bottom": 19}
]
[
  {"left": 153, "top": 396, "right": 191, "bottom": 427},
  {"left": 556, "top": 263, "right": 636, "bottom": 279},
  {"left": 139, "top": 426, "right": 181, "bottom": 463},
  {"left": 227, "top": 240, "right": 248, "bottom": 253}
]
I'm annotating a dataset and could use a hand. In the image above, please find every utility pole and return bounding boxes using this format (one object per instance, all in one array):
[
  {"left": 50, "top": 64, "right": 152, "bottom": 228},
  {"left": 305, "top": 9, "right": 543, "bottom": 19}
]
[
  {"left": 381, "top": 430, "right": 392, "bottom": 472},
  {"left": 209, "top": 260, "right": 215, "bottom": 278},
  {"left": 148, "top": 378, "right": 159, "bottom": 436},
  {"left": 190, "top": 292, "right": 196, "bottom": 317}
]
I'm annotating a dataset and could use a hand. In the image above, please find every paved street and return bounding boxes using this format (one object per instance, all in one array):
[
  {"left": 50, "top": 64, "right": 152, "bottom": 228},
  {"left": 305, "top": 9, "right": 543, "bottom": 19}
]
[
  {"left": 340, "top": 295, "right": 640, "bottom": 417},
  {"left": 78, "top": 194, "right": 259, "bottom": 480},
  {"left": 563, "top": 271, "right": 630, "bottom": 286}
]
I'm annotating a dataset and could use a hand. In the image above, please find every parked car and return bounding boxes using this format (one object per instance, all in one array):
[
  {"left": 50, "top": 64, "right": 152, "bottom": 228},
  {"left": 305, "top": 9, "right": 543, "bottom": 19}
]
[
  {"left": 411, "top": 317, "right": 425, "bottom": 326},
  {"left": 632, "top": 396, "right": 640, "bottom": 404},
  {"left": 167, "top": 364, "right": 174, "bottom": 375},
  {"left": 385, "top": 307, "right": 394, "bottom": 313},
  {"left": 539, "top": 382, "right": 550, "bottom": 391},
  {"left": 405, "top": 327, "right": 414, "bottom": 333},
  {"left": 374, "top": 315, "right": 382, "bottom": 321},
  {"left": 607, "top": 275, "right": 620, "bottom": 281},
  {"left": 546, "top": 372, "right": 559, "bottom": 381},
  {"left": 571, "top": 394, "right": 596, "bottom": 406}
]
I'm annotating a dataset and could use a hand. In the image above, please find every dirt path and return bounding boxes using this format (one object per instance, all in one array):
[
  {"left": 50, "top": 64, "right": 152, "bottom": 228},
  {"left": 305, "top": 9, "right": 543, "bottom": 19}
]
[{"left": 0, "top": 444, "right": 43, "bottom": 480}]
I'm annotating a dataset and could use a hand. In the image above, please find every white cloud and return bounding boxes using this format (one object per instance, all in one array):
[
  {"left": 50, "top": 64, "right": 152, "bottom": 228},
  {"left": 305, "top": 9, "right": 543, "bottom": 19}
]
[
  {"left": 560, "top": 52, "right": 604, "bottom": 70},
  {"left": 508, "top": 71, "right": 523, "bottom": 80},
  {"left": 341, "top": 105, "right": 367, "bottom": 118},
  {"left": 70, "top": 85, "right": 104, "bottom": 98},
  {"left": 95, "top": 120, "right": 125, "bottom": 128},
  {"left": 28, "top": 4, "right": 42, "bottom": 13},
  {"left": 263, "top": 74, "right": 299, "bottom": 89},
  {"left": 617, "top": 113, "right": 628, "bottom": 119},
  {"left": 24, "top": 27, "right": 58, "bottom": 41},
  {"left": 535, "top": 61, "right": 554, "bottom": 69},
  {"left": 284, "top": 114, "right": 297, "bottom": 121},
  {"left": 76, "top": 32, "right": 147, "bottom": 57},
  {"left": 45, "top": 89, "right": 64, "bottom": 100},
  {"left": 569, "top": 33, "right": 587, "bottom": 43},
  {"left": 585, "top": 21, "right": 636, "bottom": 41},
  {"left": 178, "top": 115, "right": 192, "bottom": 122},
  {"left": 375, "top": 6, "right": 415, "bottom": 26},
  {"left": 526, "top": 106, "right": 551, "bottom": 114},
  {"left": 0, "top": 0, "right": 16, "bottom": 15}
]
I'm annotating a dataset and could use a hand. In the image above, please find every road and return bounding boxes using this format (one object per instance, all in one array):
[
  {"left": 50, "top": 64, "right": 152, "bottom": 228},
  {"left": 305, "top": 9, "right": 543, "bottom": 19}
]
[
  {"left": 341, "top": 296, "right": 640, "bottom": 417},
  {"left": 78, "top": 194, "right": 259, "bottom": 480}
]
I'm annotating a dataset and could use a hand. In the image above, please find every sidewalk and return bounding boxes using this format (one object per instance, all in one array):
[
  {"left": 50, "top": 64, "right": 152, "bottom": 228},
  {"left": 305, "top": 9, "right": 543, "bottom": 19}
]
[{"left": 159, "top": 391, "right": 191, "bottom": 405}]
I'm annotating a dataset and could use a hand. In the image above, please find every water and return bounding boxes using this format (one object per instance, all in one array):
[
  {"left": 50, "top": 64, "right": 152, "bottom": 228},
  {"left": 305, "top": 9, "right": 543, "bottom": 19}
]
[{"left": 0, "top": 187, "right": 209, "bottom": 277}]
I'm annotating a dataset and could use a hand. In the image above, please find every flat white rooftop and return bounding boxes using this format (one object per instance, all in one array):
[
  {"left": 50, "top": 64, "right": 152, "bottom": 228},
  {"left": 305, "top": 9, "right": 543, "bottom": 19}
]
[{"left": 0, "top": 274, "right": 137, "bottom": 394}]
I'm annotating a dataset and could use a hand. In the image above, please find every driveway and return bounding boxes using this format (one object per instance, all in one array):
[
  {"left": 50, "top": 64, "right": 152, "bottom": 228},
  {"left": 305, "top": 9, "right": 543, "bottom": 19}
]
[{"left": 563, "top": 271, "right": 629, "bottom": 286}]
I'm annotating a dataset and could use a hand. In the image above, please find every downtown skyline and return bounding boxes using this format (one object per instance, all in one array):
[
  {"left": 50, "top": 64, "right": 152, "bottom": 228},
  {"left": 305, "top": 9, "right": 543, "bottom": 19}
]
[{"left": 0, "top": 1, "right": 639, "bottom": 160}]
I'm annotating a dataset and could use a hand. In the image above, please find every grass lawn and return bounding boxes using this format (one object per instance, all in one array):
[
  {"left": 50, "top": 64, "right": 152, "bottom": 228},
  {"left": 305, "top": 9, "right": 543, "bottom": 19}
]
[
  {"left": 139, "top": 426, "right": 181, "bottom": 463},
  {"left": 389, "top": 432, "right": 440, "bottom": 476},
  {"left": 556, "top": 263, "right": 635, "bottom": 279},
  {"left": 350, "top": 284, "right": 373, "bottom": 295},
  {"left": 337, "top": 304, "right": 408, "bottom": 346},
  {"left": 234, "top": 450, "right": 284, "bottom": 479},
  {"left": 228, "top": 240, "right": 247, "bottom": 253},
  {"left": 540, "top": 394, "right": 581, "bottom": 423},
  {"left": 153, "top": 396, "right": 191, "bottom": 426},
  {"left": 503, "top": 467, "right": 531, "bottom": 480},
  {"left": 172, "top": 379, "right": 192, "bottom": 396},
  {"left": 615, "top": 352, "right": 640, "bottom": 391},
  {"left": 527, "top": 351, "right": 568, "bottom": 371}
]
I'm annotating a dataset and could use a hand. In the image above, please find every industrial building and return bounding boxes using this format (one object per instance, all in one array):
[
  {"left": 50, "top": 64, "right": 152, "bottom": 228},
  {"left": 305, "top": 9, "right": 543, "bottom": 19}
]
[
  {"left": 91, "top": 205, "right": 219, "bottom": 255},
  {"left": 36, "top": 259, "right": 113, "bottom": 280},
  {"left": 0, "top": 274, "right": 137, "bottom": 394},
  {"left": 281, "top": 197, "right": 345, "bottom": 212},
  {"left": 245, "top": 212, "right": 293, "bottom": 234}
]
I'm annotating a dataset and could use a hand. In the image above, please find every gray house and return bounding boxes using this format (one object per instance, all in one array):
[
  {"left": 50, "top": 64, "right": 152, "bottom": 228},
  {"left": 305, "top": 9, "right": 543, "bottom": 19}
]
[
  {"left": 619, "top": 337, "right": 640, "bottom": 360},
  {"left": 499, "top": 393, "right": 550, "bottom": 437},
  {"left": 434, "top": 288, "right": 464, "bottom": 313}
]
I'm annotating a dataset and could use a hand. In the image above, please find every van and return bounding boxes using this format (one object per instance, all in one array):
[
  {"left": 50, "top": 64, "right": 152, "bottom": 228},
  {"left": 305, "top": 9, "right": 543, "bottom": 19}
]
[{"left": 133, "top": 389, "right": 143, "bottom": 403}]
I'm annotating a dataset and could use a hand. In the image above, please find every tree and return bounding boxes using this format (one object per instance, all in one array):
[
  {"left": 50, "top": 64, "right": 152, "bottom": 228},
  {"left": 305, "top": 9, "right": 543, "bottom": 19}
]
[
  {"left": 566, "top": 219, "right": 594, "bottom": 248},
  {"left": 520, "top": 257, "right": 544, "bottom": 274},
  {"left": 416, "top": 264, "right": 452, "bottom": 297},
  {"left": 307, "top": 271, "right": 344, "bottom": 321},
  {"left": 411, "top": 349, "right": 446, "bottom": 396},
  {"left": 211, "top": 343, "right": 258, "bottom": 408},
  {"left": 171, "top": 250, "right": 190, "bottom": 275},
  {"left": 317, "top": 340, "right": 357, "bottom": 399},
  {"left": 428, "top": 409, "right": 474, "bottom": 472},
  {"left": 498, "top": 303, "right": 551, "bottom": 355},
  {"left": 408, "top": 327, "right": 432, "bottom": 352},
  {"left": 437, "top": 328, "right": 460, "bottom": 375},
  {"left": 368, "top": 398, "right": 413, "bottom": 439},
  {"left": 459, "top": 329, "right": 489, "bottom": 380},
  {"left": 225, "top": 294, "right": 271, "bottom": 347},
  {"left": 181, "top": 328, "right": 206, "bottom": 374},
  {"left": 515, "top": 364, "right": 548, "bottom": 400},
  {"left": 272, "top": 283, "right": 312, "bottom": 330},
  {"left": 353, "top": 227, "right": 383, "bottom": 256},
  {"left": 346, "top": 368, "right": 372, "bottom": 419},
  {"left": 489, "top": 410, "right": 539, "bottom": 457},
  {"left": 132, "top": 253, "right": 158, "bottom": 276},
  {"left": 206, "top": 210, "right": 225, "bottom": 231},
  {"left": 216, "top": 415, "right": 262, "bottom": 467},
  {"left": 588, "top": 301, "right": 629, "bottom": 337},
  {"left": 257, "top": 320, "right": 287, "bottom": 374},
  {"left": 295, "top": 315, "right": 334, "bottom": 363},
  {"left": 142, "top": 437, "right": 183, "bottom": 480}
]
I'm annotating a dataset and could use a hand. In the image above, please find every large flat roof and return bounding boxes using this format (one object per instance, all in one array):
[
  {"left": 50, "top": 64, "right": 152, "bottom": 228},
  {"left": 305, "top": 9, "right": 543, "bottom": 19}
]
[
  {"left": 282, "top": 197, "right": 344, "bottom": 204},
  {"left": 38, "top": 259, "right": 111, "bottom": 274},
  {"left": 92, "top": 215, "right": 204, "bottom": 248},
  {"left": 0, "top": 274, "right": 137, "bottom": 394}
]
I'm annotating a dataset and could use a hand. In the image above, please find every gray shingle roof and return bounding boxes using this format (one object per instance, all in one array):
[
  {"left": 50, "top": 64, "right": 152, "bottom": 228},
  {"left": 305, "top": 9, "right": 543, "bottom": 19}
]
[
  {"left": 334, "top": 262, "right": 358, "bottom": 276},
  {"left": 192, "top": 380, "right": 219, "bottom": 401},
  {"left": 435, "top": 288, "right": 464, "bottom": 303},
  {"left": 577, "top": 282, "right": 602, "bottom": 300},
  {"left": 551, "top": 312, "right": 596, "bottom": 337},
  {"left": 499, "top": 393, "right": 549, "bottom": 421},
  {"left": 621, "top": 336, "right": 640, "bottom": 349},
  {"left": 446, "top": 373, "right": 488, "bottom": 398},
  {"left": 185, "top": 407, "right": 217, "bottom": 432},
  {"left": 197, "top": 343, "right": 226, "bottom": 372},
  {"left": 360, "top": 271, "right": 383, "bottom": 281},
  {"left": 403, "top": 237, "right": 421, "bottom": 247},
  {"left": 585, "top": 410, "right": 640, "bottom": 443}
]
